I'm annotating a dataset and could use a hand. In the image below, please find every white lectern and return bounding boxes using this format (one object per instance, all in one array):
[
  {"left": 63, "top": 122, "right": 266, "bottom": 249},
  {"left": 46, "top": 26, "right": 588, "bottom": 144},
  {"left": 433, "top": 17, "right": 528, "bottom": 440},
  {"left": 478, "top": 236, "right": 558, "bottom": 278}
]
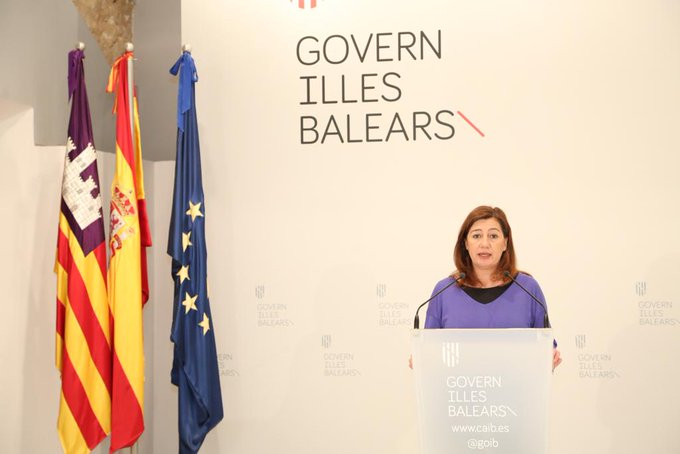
[{"left": 412, "top": 329, "right": 553, "bottom": 453}]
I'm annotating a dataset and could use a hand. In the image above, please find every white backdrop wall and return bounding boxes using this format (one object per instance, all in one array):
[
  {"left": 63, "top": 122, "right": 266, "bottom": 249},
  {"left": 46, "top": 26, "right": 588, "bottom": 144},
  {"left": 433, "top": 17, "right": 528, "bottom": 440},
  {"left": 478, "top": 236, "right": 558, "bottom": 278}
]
[
  {"left": 0, "top": 0, "right": 75, "bottom": 146},
  {"left": 171, "top": 0, "right": 680, "bottom": 453},
  {"left": 0, "top": 103, "right": 65, "bottom": 454}
]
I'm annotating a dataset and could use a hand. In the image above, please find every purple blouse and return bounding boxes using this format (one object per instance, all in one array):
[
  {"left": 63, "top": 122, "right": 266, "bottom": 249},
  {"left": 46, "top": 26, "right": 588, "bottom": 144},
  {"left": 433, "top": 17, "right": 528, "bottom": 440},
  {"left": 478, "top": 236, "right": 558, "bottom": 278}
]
[{"left": 424, "top": 273, "right": 548, "bottom": 329}]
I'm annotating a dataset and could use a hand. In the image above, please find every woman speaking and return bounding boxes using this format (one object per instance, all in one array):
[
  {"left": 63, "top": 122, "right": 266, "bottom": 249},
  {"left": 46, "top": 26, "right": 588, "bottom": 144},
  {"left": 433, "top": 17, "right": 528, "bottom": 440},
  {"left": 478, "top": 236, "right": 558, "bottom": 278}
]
[{"left": 424, "top": 206, "right": 562, "bottom": 369}]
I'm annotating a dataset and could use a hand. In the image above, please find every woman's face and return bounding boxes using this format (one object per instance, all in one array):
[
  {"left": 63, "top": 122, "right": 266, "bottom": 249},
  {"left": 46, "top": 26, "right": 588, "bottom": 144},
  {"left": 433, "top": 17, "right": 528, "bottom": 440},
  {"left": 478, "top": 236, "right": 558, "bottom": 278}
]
[{"left": 464, "top": 217, "right": 508, "bottom": 272}]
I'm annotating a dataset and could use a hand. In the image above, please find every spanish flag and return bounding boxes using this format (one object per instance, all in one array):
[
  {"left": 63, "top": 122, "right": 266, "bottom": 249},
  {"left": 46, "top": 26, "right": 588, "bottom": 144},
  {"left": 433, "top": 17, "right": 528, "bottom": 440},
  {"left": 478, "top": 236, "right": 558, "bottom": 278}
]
[
  {"left": 106, "top": 50, "right": 152, "bottom": 452},
  {"left": 56, "top": 48, "right": 111, "bottom": 454}
]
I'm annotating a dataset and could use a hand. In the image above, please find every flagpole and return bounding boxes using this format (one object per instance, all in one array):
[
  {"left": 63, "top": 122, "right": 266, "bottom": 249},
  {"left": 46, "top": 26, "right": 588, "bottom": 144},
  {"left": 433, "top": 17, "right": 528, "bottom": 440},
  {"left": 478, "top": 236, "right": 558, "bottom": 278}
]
[
  {"left": 126, "top": 42, "right": 135, "bottom": 157},
  {"left": 125, "top": 41, "right": 138, "bottom": 454}
]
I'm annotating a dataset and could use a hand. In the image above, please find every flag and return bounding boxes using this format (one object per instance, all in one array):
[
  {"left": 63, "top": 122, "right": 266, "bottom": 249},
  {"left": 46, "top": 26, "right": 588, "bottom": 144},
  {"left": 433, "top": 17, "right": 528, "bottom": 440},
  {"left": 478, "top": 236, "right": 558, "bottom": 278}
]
[
  {"left": 168, "top": 51, "right": 224, "bottom": 454},
  {"left": 106, "top": 50, "right": 152, "bottom": 452},
  {"left": 55, "top": 48, "right": 111, "bottom": 454}
]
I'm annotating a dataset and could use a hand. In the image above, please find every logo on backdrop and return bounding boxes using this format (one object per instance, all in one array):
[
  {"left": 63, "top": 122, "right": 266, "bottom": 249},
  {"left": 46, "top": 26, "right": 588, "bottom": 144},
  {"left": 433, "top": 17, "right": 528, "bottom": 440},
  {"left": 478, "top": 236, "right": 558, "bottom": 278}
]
[
  {"left": 442, "top": 342, "right": 460, "bottom": 368},
  {"left": 254, "top": 284, "right": 295, "bottom": 327},
  {"left": 575, "top": 334, "right": 620, "bottom": 379},
  {"left": 376, "top": 283, "right": 386, "bottom": 298},
  {"left": 322, "top": 335, "right": 361, "bottom": 377},
  {"left": 376, "top": 283, "right": 410, "bottom": 327},
  {"left": 574, "top": 334, "right": 586, "bottom": 349},
  {"left": 295, "top": 31, "right": 485, "bottom": 145},
  {"left": 635, "top": 281, "right": 678, "bottom": 326},
  {"left": 217, "top": 353, "right": 240, "bottom": 377},
  {"left": 290, "top": 0, "right": 319, "bottom": 8}
]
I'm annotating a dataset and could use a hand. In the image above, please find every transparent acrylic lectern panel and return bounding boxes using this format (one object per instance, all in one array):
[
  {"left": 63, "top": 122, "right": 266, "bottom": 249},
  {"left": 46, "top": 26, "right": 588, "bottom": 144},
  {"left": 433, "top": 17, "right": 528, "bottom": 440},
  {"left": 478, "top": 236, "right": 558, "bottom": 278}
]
[{"left": 412, "top": 329, "right": 553, "bottom": 454}]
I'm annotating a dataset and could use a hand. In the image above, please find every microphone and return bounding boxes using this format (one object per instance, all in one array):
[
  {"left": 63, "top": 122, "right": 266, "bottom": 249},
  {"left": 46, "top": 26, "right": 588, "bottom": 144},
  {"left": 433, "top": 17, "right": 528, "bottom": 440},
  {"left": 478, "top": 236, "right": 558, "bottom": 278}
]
[
  {"left": 503, "top": 271, "right": 551, "bottom": 328},
  {"left": 413, "top": 273, "right": 466, "bottom": 329}
]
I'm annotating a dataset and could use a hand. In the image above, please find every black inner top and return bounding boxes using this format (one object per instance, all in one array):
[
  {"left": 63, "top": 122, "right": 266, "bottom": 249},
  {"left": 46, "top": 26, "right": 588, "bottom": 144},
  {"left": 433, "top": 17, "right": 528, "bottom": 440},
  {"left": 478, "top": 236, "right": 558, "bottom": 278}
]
[{"left": 462, "top": 281, "right": 513, "bottom": 304}]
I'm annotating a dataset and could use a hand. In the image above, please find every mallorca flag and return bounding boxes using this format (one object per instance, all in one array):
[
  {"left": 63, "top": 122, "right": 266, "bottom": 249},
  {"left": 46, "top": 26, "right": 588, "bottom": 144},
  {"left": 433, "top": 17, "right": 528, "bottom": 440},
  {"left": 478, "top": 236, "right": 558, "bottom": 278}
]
[
  {"left": 55, "top": 48, "right": 111, "bottom": 454},
  {"left": 106, "top": 50, "right": 152, "bottom": 452},
  {"left": 168, "top": 51, "right": 224, "bottom": 454}
]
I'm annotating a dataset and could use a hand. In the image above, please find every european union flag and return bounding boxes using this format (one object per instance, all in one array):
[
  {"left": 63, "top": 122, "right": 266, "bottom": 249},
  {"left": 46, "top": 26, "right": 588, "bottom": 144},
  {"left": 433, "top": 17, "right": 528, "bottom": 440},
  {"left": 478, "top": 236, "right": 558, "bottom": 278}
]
[{"left": 168, "top": 51, "right": 224, "bottom": 454}]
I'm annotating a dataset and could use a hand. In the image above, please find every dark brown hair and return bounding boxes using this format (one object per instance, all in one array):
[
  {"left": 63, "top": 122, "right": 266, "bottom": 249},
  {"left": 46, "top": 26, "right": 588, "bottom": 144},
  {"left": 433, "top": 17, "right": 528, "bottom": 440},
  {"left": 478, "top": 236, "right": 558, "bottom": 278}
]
[{"left": 453, "top": 206, "right": 517, "bottom": 287}]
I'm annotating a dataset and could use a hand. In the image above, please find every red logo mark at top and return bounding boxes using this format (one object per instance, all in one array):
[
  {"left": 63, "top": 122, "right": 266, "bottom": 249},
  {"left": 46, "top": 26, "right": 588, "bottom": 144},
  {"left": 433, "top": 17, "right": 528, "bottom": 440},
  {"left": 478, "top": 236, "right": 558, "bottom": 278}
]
[{"left": 292, "top": 0, "right": 317, "bottom": 8}]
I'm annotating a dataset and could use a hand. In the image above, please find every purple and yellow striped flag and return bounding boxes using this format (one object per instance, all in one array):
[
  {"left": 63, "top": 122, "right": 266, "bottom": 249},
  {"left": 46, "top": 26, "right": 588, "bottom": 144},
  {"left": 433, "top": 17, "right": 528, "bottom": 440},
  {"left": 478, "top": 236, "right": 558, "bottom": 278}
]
[
  {"left": 55, "top": 48, "right": 111, "bottom": 454},
  {"left": 106, "top": 50, "right": 152, "bottom": 452}
]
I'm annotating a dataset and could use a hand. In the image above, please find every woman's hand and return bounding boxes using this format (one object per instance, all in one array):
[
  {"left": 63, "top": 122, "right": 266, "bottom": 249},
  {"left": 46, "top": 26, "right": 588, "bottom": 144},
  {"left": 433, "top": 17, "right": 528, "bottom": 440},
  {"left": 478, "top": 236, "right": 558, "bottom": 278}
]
[{"left": 552, "top": 348, "right": 562, "bottom": 371}]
